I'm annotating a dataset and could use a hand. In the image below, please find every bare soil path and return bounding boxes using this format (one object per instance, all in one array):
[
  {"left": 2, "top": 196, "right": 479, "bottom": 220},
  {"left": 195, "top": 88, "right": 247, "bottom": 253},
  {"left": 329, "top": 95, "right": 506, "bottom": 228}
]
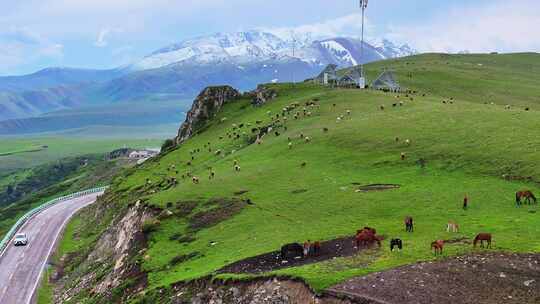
[{"left": 327, "top": 253, "right": 540, "bottom": 304}]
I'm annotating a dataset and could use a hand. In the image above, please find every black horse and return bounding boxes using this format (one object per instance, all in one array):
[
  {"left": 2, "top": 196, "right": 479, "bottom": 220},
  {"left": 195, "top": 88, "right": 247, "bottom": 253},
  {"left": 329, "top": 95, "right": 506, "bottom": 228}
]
[
  {"left": 280, "top": 243, "right": 304, "bottom": 259},
  {"left": 390, "top": 238, "right": 403, "bottom": 251}
]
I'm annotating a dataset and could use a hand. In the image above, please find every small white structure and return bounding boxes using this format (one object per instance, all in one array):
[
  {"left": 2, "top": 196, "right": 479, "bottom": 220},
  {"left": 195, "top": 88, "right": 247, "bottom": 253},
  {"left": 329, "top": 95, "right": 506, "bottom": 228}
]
[{"left": 129, "top": 149, "right": 159, "bottom": 164}]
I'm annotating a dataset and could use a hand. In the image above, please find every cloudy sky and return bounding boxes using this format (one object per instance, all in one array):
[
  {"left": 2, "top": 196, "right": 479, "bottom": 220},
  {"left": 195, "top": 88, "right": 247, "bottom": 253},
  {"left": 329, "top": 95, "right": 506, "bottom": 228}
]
[{"left": 1, "top": 0, "right": 539, "bottom": 75}]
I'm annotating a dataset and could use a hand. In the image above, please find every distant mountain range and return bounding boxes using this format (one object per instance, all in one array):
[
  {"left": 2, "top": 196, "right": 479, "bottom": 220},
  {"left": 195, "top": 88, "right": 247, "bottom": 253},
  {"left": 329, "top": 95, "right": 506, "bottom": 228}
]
[{"left": 0, "top": 30, "right": 416, "bottom": 133}]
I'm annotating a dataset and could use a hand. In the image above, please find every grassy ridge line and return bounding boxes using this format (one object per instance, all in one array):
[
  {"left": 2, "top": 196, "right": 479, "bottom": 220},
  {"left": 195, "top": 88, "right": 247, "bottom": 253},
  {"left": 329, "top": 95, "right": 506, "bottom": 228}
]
[{"left": 57, "top": 53, "right": 540, "bottom": 299}]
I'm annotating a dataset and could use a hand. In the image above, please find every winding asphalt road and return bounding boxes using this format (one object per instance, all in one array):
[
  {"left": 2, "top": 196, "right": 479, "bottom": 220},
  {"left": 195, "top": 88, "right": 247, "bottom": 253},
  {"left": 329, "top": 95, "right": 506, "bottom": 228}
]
[{"left": 0, "top": 192, "right": 102, "bottom": 304}]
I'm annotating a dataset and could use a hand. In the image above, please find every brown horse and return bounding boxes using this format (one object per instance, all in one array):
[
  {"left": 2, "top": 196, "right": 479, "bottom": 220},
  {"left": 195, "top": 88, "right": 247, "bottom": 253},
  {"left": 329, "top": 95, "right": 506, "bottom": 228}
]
[
  {"left": 404, "top": 216, "right": 414, "bottom": 232},
  {"left": 354, "top": 230, "right": 381, "bottom": 248},
  {"left": 516, "top": 191, "right": 537, "bottom": 206},
  {"left": 431, "top": 240, "right": 444, "bottom": 255},
  {"left": 473, "top": 233, "right": 492, "bottom": 248}
]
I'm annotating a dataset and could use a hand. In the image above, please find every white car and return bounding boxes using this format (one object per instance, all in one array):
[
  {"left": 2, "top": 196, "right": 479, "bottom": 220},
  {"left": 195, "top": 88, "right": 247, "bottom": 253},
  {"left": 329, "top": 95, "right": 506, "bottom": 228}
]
[{"left": 13, "top": 233, "right": 28, "bottom": 246}]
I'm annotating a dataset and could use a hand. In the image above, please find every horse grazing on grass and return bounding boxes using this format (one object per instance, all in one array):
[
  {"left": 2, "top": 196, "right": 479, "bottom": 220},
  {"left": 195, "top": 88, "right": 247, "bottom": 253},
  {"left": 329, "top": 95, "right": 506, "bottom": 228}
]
[
  {"left": 446, "top": 221, "right": 459, "bottom": 233},
  {"left": 431, "top": 240, "right": 444, "bottom": 255},
  {"left": 404, "top": 216, "right": 414, "bottom": 232},
  {"left": 354, "top": 230, "right": 381, "bottom": 248},
  {"left": 516, "top": 190, "right": 537, "bottom": 206},
  {"left": 473, "top": 233, "right": 492, "bottom": 248},
  {"left": 390, "top": 238, "right": 403, "bottom": 251}
]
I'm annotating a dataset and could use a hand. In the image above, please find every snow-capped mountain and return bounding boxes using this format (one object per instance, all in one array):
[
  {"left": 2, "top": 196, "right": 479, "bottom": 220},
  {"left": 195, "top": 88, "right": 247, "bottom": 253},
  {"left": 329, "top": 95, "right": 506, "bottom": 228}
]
[
  {"left": 0, "top": 30, "right": 416, "bottom": 124},
  {"left": 131, "top": 30, "right": 415, "bottom": 71}
]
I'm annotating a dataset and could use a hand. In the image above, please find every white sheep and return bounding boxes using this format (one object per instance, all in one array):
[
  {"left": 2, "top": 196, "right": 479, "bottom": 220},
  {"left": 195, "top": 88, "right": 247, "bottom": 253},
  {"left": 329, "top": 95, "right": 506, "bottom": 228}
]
[{"left": 234, "top": 165, "right": 241, "bottom": 172}]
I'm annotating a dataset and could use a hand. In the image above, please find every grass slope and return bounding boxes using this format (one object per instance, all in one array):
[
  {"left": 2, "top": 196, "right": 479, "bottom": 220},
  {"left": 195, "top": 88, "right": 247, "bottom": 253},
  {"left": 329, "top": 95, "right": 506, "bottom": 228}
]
[{"left": 62, "top": 53, "right": 540, "bottom": 297}]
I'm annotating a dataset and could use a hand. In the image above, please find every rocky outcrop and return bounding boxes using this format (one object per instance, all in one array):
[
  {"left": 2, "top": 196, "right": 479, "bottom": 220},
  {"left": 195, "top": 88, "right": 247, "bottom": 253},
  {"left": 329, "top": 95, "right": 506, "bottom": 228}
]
[
  {"left": 54, "top": 200, "right": 158, "bottom": 303},
  {"left": 250, "top": 85, "right": 278, "bottom": 106},
  {"left": 175, "top": 86, "right": 241, "bottom": 144}
]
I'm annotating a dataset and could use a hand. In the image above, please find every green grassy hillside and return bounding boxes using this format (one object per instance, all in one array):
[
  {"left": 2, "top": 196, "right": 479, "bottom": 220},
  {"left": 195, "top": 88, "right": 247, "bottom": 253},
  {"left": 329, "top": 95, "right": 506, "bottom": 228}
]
[{"left": 60, "top": 53, "right": 540, "bottom": 298}]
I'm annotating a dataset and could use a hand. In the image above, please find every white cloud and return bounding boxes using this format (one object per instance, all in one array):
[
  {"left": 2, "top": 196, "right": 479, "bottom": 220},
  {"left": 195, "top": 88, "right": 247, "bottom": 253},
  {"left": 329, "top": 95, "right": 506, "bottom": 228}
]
[
  {"left": 95, "top": 28, "right": 123, "bottom": 48},
  {"left": 387, "top": 0, "right": 540, "bottom": 53},
  {"left": 264, "top": 13, "right": 373, "bottom": 42},
  {"left": 0, "top": 27, "right": 63, "bottom": 72}
]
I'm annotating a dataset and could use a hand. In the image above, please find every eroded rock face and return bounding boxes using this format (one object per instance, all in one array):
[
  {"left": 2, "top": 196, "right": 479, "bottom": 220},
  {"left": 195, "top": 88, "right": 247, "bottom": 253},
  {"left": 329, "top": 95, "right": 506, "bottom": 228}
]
[
  {"left": 54, "top": 201, "right": 157, "bottom": 303},
  {"left": 175, "top": 86, "right": 241, "bottom": 144},
  {"left": 250, "top": 85, "right": 278, "bottom": 107}
]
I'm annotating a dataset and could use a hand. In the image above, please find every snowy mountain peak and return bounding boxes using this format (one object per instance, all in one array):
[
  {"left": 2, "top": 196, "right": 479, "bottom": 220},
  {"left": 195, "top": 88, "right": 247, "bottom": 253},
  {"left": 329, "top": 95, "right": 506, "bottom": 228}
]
[{"left": 131, "top": 30, "right": 416, "bottom": 71}]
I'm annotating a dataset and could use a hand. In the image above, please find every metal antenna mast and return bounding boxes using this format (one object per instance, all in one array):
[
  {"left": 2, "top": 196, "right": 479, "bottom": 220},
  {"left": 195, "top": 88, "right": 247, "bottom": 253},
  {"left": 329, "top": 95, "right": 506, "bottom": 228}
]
[
  {"left": 291, "top": 31, "right": 296, "bottom": 86},
  {"left": 359, "top": 0, "right": 368, "bottom": 88}
]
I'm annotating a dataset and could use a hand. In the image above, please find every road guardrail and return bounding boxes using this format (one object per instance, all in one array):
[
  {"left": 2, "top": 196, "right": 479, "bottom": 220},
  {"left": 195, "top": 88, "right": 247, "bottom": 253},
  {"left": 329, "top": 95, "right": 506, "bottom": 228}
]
[{"left": 0, "top": 186, "right": 108, "bottom": 257}]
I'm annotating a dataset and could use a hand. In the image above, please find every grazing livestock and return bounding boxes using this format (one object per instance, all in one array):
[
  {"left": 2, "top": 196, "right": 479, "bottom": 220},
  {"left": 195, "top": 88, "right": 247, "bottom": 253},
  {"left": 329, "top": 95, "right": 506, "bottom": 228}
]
[
  {"left": 288, "top": 142, "right": 293, "bottom": 149},
  {"left": 447, "top": 221, "right": 459, "bottom": 233},
  {"left": 525, "top": 107, "right": 530, "bottom": 111},
  {"left": 516, "top": 190, "right": 537, "bottom": 206},
  {"left": 209, "top": 171, "right": 215, "bottom": 179},
  {"left": 380, "top": 105, "right": 385, "bottom": 111},
  {"left": 463, "top": 195, "right": 469, "bottom": 210},
  {"left": 401, "top": 152, "right": 406, "bottom": 161},
  {"left": 323, "top": 127, "right": 329, "bottom": 132},
  {"left": 305, "top": 137, "right": 311, "bottom": 143},
  {"left": 404, "top": 216, "right": 414, "bottom": 232},
  {"left": 346, "top": 110, "right": 351, "bottom": 115},
  {"left": 311, "top": 241, "right": 321, "bottom": 256},
  {"left": 505, "top": 105, "right": 511, "bottom": 110},
  {"left": 301, "top": 161, "right": 307, "bottom": 168},
  {"left": 192, "top": 176, "right": 200, "bottom": 184},
  {"left": 281, "top": 243, "right": 304, "bottom": 259},
  {"left": 431, "top": 240, "right": 444, "bottom": 255},
  {"left": 405, "top": 139, "right": 411, "bottom": 146},
  {"left": 355, "top": 229, "right": 382, "bottom": 248},
  {"left": 303, "top": 240, "right": 311, "bottom": 256},
  {"left": 473, "top": 233, "right": 492, "bottom": 248},
  {"left": 390, "top": 238, "right": 403, "bottom": 251},
  {"left": 234, "top": 165, "right": 241, "bottom": 172}
]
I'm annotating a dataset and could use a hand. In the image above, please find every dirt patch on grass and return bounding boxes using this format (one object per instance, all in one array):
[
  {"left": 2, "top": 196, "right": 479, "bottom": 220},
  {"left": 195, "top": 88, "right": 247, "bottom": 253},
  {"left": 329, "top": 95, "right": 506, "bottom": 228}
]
[
  {"left": 355, "top": 184, "right": 400, "bottom": 192},
  {"left": 219, "top": 236, "right": 379, "bottom": 274},
  {"left": 170, "top": 252, "right": 201, "bottom": 265},
  {"left": 188, "top": 198, "right": 245, "bottom": 231},
  {"left": 174, "top": 200, "right": 198, "bottom": 217},
  {"left": 328, "top": 252, "right": 540, "bottom": 304},
  {"left": 233, "top": 189, "right": 249, "bottom": 195}
]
